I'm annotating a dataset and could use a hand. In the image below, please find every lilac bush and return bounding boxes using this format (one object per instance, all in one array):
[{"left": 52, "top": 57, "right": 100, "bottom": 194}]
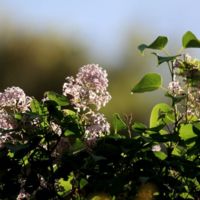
[{"left": 1, "top": 31, "right": 200, "bottom": 199}]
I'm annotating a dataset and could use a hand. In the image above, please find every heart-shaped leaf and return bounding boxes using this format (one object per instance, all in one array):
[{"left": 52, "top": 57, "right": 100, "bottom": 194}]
[
  {"left": 132, "top": 73, "right": 162, "bottom": 93},
  {"left": 138, "top": 36, "right": 168, "bottom": 54},
  {"left": 182, "top": 31, "right": 200, "bottom": 48}
]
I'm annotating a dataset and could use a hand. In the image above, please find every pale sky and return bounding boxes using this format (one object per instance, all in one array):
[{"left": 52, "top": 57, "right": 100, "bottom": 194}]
[{"left": 1, "top": 0, "right": 200, "bottom": 62}]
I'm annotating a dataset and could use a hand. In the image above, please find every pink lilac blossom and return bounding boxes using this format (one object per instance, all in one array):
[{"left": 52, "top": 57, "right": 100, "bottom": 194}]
[
  {"left": 84, "top": 112, "right": 110, "bottom": 142},
  {"left": 0, "top": 86, "right": 32, "bottom": 112},
  {"left": 0, "top": 109, "right": 17, "bottom": 130},
  {"left": 186, "top": 88, "right": 200, "bottom": 119},
  {"left": 63, "top": 64, "right": 111, "bottom": 143},
  {"left": 63, "top": 64, "right": 111, "bottom": 111},
  {"left": 0, "top": 109, "right": 17, "bottom": 145},
  {"left": 0, "top": 87, "right": 31, "bottom": 145}
]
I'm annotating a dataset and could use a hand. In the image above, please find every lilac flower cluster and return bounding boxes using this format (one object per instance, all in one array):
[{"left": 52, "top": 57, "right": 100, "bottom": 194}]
[
  {"left": 170, "top": 54, "right": 200, "bottom": 121},
  {"left": 84, "top": 112, "right": 110, "bottom": 143},
  {"left": 63, "top": 64, "right": 111, "bottom": 142},
  {"left": 167, "top": 81, "right": 184, "bottom": 97},
  {"left": 0, "top": 87, "right": 31, "bottom": 144},
  {"left": 0, "top": 87, "right": 32, "bottom": 112},
  {"left": 63, "top": 64, "right": 111, "bottom": 111}
]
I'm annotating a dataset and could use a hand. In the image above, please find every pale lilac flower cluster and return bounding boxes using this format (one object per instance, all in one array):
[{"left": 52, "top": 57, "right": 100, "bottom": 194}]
[
  {"left": 167, "top": 81, "right": 184, "bottom": 97},
  {"left": 0, "top": 87, "right": 32, "bottom": 112},
  {"left": 50, "top": 121, "right": 62, "bottom": 136},
  {"left": 63, "top": 64, "right": 111, "bottom": 111},
  {"left": 187, "top": 88, "right": 200, "bottom": 119},
  {"left": 152, "top": 144, "right": 161, "bottom": 152},
  {"left": 170, "top": 54, "right": 200, "bottom": 121},
  {"left": 185, "top": 54, "right": 200, "bottom": 70},
  {"left": 63, "top": 64, "right": 111, "bottom": 143},
  {"left": 84, "top": 112, "right": 110, "bottom": 142},
  {"left": 0, "top": 87, "right": 31, "bottom": 144}
]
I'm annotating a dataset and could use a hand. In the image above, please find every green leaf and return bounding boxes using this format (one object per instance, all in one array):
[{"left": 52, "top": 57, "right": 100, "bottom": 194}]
[
  {"left": 171, "top": 145, "right": 186, "bottom": 157},
  {"left": 70, "top": 138, "right": 86, "bottom": 155},
  {"left": 91, "top": 194, "right": 112, "bottom": 200},
  {"left": 58, "top": 174, "right": 73, "bottom": 195},
  {"left": 153, "top": 151, "right": 167, "bottom": 160},
  {"left": 152, "top": 53, "right": 180, "bottom": 65},
  {"left": 132, "top": 73, "right": 162, "bottom": 93},
  {"left": 14, "top": 113, "right": 22, "bottom": 120},
  {"left": 150, "top": 103, "right": 174, "bottom": 128},
  {"left": 80, "top": 178, "right": 88, "bottom": 189},
  {"left": 182, "top": 31, "right": 200, "bottom": 48},
  {"left": 30, "top": 98, "right": 43, "bottom": 115},
  {"left": 138, "top": 36, "right": 168, "bottom": 54},
  {"left": 179, "top": 124, "right": 197, "bottom": 141},
  {"left": 180, "top": 192, "right": 194, "bottom": 199},
  {"left": 64, "top": 130, "right": 75, "bottom": 136},
  {"left": 132, "top": 122, "right": 147, "bottom": 132},
  {"left": 45, "top": 91, "right": 69, "bottom": 106},
  {"left": 112, "top": 113, "right": 127, "bottom": 133}
]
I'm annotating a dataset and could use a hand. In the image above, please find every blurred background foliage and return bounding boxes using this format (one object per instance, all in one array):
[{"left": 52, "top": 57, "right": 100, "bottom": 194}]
[{"left": 0, "top": 20, "right": 168, "bottom": 124}]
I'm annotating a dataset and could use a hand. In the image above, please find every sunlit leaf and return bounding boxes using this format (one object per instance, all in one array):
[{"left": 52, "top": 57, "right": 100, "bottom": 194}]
[
  {"left": 132, "top": 73, "right": 162, "bottom": 93},
  {"left": 179, "top": 124, "right": 197, "bottom": 141},
  {"left": 45, "top": 91, "right": 69, "bottom": 106},
  {"left": 30, "top": 98, "right": 43, "bottom": 114},
  {"left": 171, "top": 145, "right": 186, "bottom": 157},
  {"left": 58, "top": 175, "right": 73, "bottom": 195},
  {"left": 150, "top": 103, "right": 174, "bottom": 128},
  {"left": 64, "top": 129, "right": 75, "bottom": 136},
  {"left": 182, "top": 31, "right": 200, "bottom": 48},
  {"left": 153, "top": 151, "right": 167, "bottom": 160}
]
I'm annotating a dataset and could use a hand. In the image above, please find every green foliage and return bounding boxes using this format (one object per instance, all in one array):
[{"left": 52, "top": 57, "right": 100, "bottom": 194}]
[{"left": 132, "top": 73, "right": 162, "bottom": 93}]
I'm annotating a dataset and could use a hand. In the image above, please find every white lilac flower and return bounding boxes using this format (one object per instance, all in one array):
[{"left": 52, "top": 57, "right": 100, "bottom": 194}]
[
  {"left": 50, "top": 121, "right": 62, "bottom": 136},
  {"left": 0, "top": 109, "right": 17, "bottom": 145},
  {"left": 185, "top": 54, "right": 200, "bottom": 70},
  {"left": 0, "top": 87, "right": 31, "bottom": 145},
  {"left": 0, "top": 109, "right": 17, "bottom": 130},
  {"left": 152, "top": 144, "right": 161, "bottom": 152},
  {"left": 168, "top": 81, "right": 184, "bottom": 96},
  {"left": 0, "top": 86, "right": 32, "bottom": 112},
  {"left": 63, "top": 64, "right": 111, "bottom": 111},
  {"left": 84, "top": 112, "right": 110, "bottom": 142},
  {"left": 186, "top": 88, "right": 200, "bottom": 119}
]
